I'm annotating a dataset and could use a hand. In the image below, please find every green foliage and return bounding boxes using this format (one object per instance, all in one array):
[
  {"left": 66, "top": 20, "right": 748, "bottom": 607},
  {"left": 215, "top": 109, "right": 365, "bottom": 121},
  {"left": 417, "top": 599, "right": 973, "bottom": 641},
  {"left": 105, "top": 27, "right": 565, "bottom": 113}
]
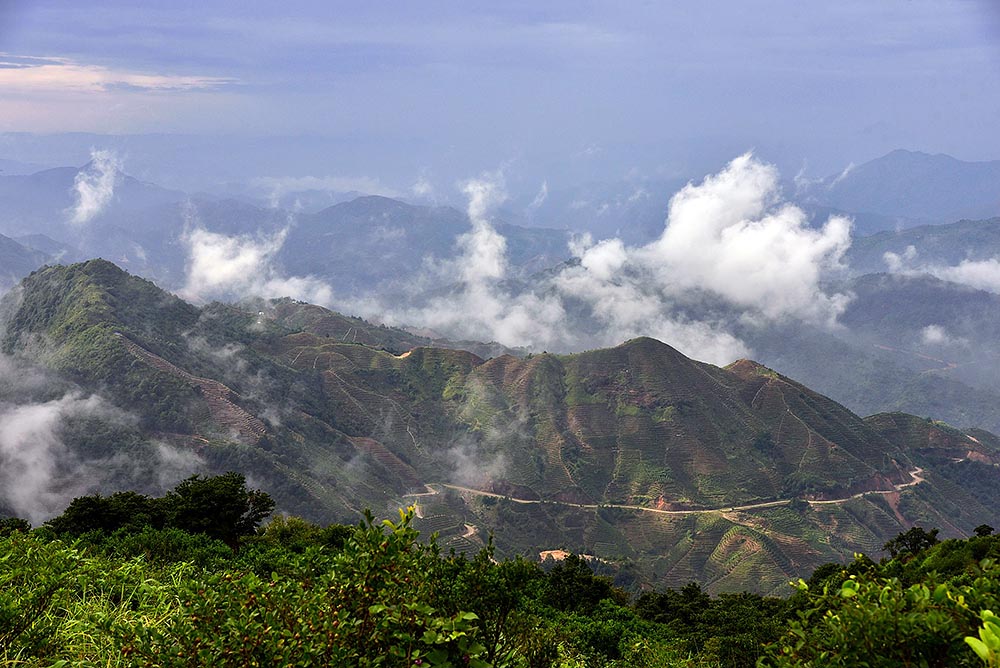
[
  {"left": 120, "top": 507, "right": 488, "bottom": 667},
  {"left": 164, "top": 472, "right": 275, "bottom": 548},
  {"left": 882, "top": 525, "right": 940, "bottom": 560},
  {"left": 966, "top": 610, "right": 1000, "bottom": 667},
  {"left": 19, "top": 494, "right": 1000, "bottom": 668},
  {"left": 46, "top": 473, "right": 275, "bottom": 551},
  {"left": 544, "top": 554, "right": 624, "bottom": 615},
  {"left": 0, "top": 516, "right": 30, "bottom": 536},
  {"left": 764, "top": 557, "right": 1000, "bottom": 667},
  {"left": 46, "top": 490, "right": 165, "bottom": 537},
  {"left": 444, "top": 542, "right": 545, "bottom": 665},
  {"left": 98, "top": 526, "right": 234, "bottom": 569},
  {"left": 0, "top": 532, "right": 82, "bottom": 659}
]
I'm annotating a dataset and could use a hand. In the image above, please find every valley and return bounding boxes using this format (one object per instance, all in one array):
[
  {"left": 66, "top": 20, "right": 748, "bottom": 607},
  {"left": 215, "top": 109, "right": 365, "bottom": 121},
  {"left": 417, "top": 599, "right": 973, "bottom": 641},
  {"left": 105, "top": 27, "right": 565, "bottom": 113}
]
[{"left": 3, "top": 259, "right": 999, "bottom": 594}]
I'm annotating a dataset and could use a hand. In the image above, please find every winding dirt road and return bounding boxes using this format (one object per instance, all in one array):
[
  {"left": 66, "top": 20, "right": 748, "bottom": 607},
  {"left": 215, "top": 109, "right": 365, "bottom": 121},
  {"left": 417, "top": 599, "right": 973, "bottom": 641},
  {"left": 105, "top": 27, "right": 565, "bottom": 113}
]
[{"left": 405, "top": 466, "right": 929, "bottom": 518}]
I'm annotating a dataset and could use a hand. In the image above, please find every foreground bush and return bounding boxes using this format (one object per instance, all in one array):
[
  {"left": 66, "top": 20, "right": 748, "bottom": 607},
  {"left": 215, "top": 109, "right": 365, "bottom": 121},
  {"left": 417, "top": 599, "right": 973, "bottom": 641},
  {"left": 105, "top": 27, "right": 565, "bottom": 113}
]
[
  {"left": 119, "top": 507, "right": 487, "bottom": 668},
  {"left": 763, "top": 557, "right": 1000, "bottom": 667}
]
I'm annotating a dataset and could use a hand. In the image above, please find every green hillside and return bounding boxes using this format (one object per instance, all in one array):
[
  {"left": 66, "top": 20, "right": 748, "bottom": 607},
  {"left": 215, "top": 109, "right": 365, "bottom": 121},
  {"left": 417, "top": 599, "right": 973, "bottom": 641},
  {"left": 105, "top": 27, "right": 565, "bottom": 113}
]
[{"left": 4, "top": 260, "right": 1000, "bottom": 593}]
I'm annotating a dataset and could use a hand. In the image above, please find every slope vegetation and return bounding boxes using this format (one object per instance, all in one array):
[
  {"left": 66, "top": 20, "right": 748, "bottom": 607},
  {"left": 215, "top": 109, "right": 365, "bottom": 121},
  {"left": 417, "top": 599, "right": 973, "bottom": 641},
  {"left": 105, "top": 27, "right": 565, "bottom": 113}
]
[{"left": 4, "top": 260, "right": 1000, "bottom": 592}]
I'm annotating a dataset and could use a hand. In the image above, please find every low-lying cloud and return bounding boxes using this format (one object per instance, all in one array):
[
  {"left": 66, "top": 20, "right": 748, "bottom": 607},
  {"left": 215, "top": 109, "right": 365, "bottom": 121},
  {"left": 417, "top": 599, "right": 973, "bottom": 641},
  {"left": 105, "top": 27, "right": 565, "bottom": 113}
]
[
  {"left": 882, "top": 245, "right": 1000, "bottom": 295},
  {"left": 930, "top": 259, "right": 1000, "bottom": 294},
  {"left": 173, "top": 154, "right": 856, "bottom": 366},
  {"left": 0, "top": 392, "right": 116, "bottom": 523},
  {"left": 68, "top": 148, "right": 120, "bottom": 226},
  {"left": 0, "top": 353, "right": 206, "bottom": 524},
  {"left": 375, "top": 154, "right": 852, "bottom": 364},
  {"left": 180, "top": 223, "right": 335, "bottom": 307},
  {"left": 637, "top": 154, "right": 852, "bottom": 323}
]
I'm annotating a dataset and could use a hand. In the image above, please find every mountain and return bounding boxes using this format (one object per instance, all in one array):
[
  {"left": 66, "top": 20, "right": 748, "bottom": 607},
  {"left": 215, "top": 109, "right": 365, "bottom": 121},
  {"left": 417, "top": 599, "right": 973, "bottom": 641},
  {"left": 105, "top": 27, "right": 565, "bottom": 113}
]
[
  {"left": 742, "top": 318, "right": 1000, "bottom": 435},
  {"left": 0, "top": 157, "right": 49, "bottom": 175},
  {"left": 3, "top": 260, "right": 1000, "bottom": 594},
  {"left": 0, "top": 163, "right": 573, "bottom": 300},
  {"left": 0, "top": 164, "right": 187, "bottom": 238},
  {"left": 846, "top": 217, "right": 1000, "bottom": 275},
  {"left": 0, "top": 233, "right": 49, "bottom": 290},
  {"left": 280, "top": 196, "right": 572, "bottom": 296},
  {"left": 13, "top": 233, "right": 80, "bottom": 261},
  {"left": 804, "top": 150, "right": 1000, "bottom": 231}
]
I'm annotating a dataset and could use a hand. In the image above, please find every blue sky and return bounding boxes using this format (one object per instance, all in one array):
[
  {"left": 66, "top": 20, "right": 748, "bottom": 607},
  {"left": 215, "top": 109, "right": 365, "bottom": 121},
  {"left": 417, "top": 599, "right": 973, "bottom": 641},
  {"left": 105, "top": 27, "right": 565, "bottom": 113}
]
[{"left": 0, "top": 1, "right": 998, "bottom": 190}]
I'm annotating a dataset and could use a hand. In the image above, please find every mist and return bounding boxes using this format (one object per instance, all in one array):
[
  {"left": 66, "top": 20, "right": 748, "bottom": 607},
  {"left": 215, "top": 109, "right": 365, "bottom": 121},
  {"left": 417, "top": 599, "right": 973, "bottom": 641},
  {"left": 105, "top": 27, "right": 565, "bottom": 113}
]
[
  {"left": 372, "top": 154, "right": 853, "bottom": 364},
  {"left": 882, "top": 247, "right": 1000, "bottom": 296},
  {"left": 180, "top": 213, "right": 335, "bottom": 307},
  {"left": 0, "top": 352, "right": 204, "bottom": 523},
  {"left": 169, "top": 153, "right": 857, "bottom": 366}
]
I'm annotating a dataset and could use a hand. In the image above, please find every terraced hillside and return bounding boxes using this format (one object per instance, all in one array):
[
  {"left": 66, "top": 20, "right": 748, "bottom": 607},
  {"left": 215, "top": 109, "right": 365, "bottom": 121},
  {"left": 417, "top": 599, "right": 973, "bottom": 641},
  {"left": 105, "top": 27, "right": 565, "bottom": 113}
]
[{"left": 4, "top": 259, "right": 1000, "bottom": 593}]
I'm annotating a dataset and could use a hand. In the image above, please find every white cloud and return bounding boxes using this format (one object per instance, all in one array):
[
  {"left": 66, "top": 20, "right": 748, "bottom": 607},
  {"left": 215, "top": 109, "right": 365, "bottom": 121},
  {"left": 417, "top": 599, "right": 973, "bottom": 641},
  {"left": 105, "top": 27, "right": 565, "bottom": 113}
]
[
  {"left": 829, "top": 162, "right": 855, "bottom": 188},
  {"left": 378, "top": 171, "right": 570, "bottom": 349},
  {"left": 361, "top": 154, "right": 852, "bottom": 365},
  {"left": 0, "top": 352, "right": 207, "bottom": 523},
  {"left": 929, "top": 258, "right": 1000, "bottom": 294},
  {"left": 180, "top": 154, "right": 853, "bottom": 367},
  {"left": 529, "top": 180, "right": 549, "bottom": 209},
  {"left": 411, "top": 175, "right": 435, "bottom": 199},
  {"left": 637, "top": 153, "right": 852, "bottom": 323},
  {"left": 67, "top": 148, "right": 121, "bottom": 226},
  {"left": 0, "top": 393, "right": 108, "bottom": 522},
  {"left": 180, "top": 223, "right": 335, "bottom": 306},
  {"left": 881, "top": 245, "right": 1000, "bottom": 296},
  {"left": 456, "top": 174, "right": 509, "bottom": 283},
  {"left": 883, "top": 245, "right": 918, "bottom": 272}
]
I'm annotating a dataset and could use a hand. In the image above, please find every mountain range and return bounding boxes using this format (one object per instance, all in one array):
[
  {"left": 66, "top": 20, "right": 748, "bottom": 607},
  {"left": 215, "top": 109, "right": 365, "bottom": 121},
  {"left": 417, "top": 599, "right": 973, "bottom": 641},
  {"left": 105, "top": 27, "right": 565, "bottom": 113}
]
[
  {"left": 3, "top": 150, "right": 1000, "bottom": 525},
  {"left": 3, "top": 260, "right": 1000, "bottom": 594},
  {"left": 800, "top": 149, "right": 1000, "bottom": 233}
]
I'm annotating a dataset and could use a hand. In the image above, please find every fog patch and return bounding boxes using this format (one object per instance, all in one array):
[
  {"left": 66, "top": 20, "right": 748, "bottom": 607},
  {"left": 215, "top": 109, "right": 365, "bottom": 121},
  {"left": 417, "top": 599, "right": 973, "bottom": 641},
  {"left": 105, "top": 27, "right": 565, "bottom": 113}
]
[
  {"left": 376, "top": 171, "right": 570, "bottom": 350},
  {"left": 183, "top": 333, "right": 286, "bottom": 427},
  {"left": 444, "top": 439, "right": 509, "bottom": 489},
  {"left": 883, "top": 245, "right": 918, "bottom": 272},
  {"left": 152, "top": 442, "right": 206, "bottom": 488},
  {"left": 930, "top": 258, "right": 1000, "bottom": 294},
  {"left": 920, "top": 324, "right": 967, "bottom": 347},
  {"left": 882, "top": 245, "right": 1000, "bottom": 295},
  {"left": 0, "top": 388, "right": 135, "bottom": 523},
  {"left": 0, "top": 351, "right": 207, "bottom": 523},
  {"left": 180, "top": 220, "right": 336, "bottom": 307}
]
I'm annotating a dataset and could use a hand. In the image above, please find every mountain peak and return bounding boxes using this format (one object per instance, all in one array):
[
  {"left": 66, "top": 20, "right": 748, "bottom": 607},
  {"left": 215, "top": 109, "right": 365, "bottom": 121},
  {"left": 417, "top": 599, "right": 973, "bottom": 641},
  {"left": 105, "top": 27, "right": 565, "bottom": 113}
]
[{"left": 724, "top": 358, "right": 777, "bottom": 378}]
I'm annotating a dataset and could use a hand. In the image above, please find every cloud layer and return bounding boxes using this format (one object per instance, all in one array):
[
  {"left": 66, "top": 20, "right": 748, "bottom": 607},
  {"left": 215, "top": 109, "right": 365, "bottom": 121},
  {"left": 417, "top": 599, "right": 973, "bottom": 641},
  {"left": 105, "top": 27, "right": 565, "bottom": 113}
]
[
  {"left": 0, "top": 53, "right": 235, "bottom": 93},
  {"left": 176, "top": 154, "right": 855, "bottom": 365},
  {"left": 0, "top": 392, "right": 113, "bottom": 522}
]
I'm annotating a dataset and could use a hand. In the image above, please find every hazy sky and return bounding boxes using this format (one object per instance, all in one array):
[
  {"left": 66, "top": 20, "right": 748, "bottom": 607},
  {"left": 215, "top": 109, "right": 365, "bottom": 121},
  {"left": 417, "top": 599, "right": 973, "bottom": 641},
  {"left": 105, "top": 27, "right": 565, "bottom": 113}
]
[{"left": 0, "top": 1, "right": 998, "bottom": 189}]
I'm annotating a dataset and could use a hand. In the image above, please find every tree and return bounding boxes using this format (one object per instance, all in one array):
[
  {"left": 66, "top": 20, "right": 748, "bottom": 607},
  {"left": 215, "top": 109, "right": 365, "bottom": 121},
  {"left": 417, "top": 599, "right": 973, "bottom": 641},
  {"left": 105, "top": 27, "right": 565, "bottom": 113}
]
[
  {"left": 975, "top": 525, "right": 995, "bottom": 538},
  {"left": 447, "top": 541, "right": 543, "bottom": 664},
  {"left": 163, "top": 472, "right": 274, "bottom": 549},
  {"left": 544, "top": 553, "right": 620, "bottom": 614},
  {"left": 45, "top": 491, "right": 163, "bottom": 537},
  {"left": 883, "top": 526, "right": 940, "bottom": 560},
  {"left": 0, "top": 516, "right": 30, "bottom": 536}
]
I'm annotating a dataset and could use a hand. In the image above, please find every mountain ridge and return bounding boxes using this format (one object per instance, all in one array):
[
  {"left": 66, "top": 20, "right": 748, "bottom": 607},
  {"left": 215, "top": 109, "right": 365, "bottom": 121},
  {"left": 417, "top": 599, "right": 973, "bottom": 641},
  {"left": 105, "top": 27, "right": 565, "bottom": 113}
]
[{"left": 3, "top": 259, "right": 1000, "bottom": 593}]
